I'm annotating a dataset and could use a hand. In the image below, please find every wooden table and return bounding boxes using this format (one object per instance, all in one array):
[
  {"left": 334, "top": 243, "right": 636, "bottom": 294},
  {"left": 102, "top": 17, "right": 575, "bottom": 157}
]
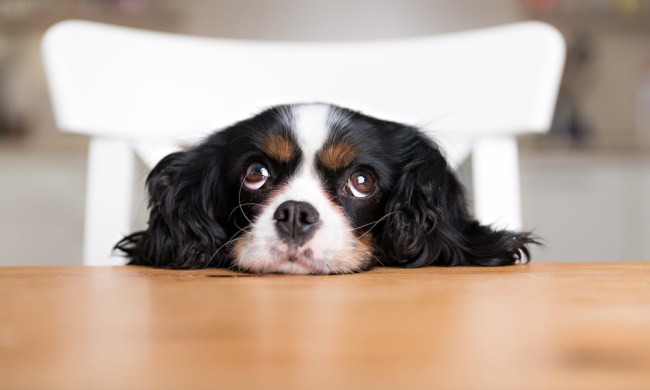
[{"left": 1, "top": 263, "right": 649, "bottom": 390}]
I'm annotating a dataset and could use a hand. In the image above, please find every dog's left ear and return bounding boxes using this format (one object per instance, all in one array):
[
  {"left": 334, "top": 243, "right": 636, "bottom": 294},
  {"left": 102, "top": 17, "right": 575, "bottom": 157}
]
[
  {"left": 379, "top": 131, "right": 539, "bottom": 267},
  {"left": 115, "top": 132, "right": 231, "bottom": 269}
]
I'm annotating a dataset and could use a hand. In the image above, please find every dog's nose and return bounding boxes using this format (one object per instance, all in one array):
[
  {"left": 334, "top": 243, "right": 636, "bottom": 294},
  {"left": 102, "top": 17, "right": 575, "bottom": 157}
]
[{"left": 273, "top": 200, "right": 320, "bottom": 245}]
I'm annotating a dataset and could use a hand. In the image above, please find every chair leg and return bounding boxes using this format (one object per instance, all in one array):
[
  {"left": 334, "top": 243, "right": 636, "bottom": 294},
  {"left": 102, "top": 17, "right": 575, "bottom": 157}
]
[
  {"left": 471, "top": 136, "right": 522, "bottom": 230},
  {"left": 83, "top": 138, "right": 134, "bottom": 265}
]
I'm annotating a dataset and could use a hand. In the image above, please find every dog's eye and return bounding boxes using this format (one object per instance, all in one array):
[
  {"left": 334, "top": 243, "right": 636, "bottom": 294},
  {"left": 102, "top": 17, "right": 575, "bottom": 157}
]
[
  {"left": 244, "top": 163, "right": 270, "bottom": 190},
  {"left": 346, "top": 171, "right": 376, "bottom": 198}
]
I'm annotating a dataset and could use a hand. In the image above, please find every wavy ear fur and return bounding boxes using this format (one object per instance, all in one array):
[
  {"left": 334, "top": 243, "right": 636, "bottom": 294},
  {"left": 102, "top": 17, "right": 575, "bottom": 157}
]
[
  {"left": 115, "top": 135, "right": 229, "bottom": 269},
  {"left": 380, "top": 131, "right": 539, "bottom": 267}
]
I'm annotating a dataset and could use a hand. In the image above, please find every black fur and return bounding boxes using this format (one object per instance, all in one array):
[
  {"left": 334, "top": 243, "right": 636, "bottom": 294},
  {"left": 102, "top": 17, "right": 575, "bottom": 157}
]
[
  {"left": 116, "top": 136, "right": 229, "bottom": 269},
  {"left": 115, "top": 104, "right": 539, "bottom": 272},
  {"left": 378, "top": 129, "right": 537, "bottom": 267}
]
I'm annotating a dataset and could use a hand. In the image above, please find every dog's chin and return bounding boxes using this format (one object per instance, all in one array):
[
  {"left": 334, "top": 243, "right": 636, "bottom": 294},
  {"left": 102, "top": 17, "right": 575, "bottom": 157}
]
[
  {"left": 257, "top": 244, "right": 324, "bottom": 274},
  {"left": 233, "top": 239, "right": 372, "bottom": 275},
  {"left": 265, "top": 251, "right": 325, "bottom": 275},
  {"left": 236, "top": 256, "right": 331, "bottom": 275}
]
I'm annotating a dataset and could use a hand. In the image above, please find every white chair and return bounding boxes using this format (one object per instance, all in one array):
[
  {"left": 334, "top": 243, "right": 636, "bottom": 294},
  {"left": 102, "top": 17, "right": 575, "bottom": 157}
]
[{"left": 42, "top": 20, "right": 565, "bottom": 265}]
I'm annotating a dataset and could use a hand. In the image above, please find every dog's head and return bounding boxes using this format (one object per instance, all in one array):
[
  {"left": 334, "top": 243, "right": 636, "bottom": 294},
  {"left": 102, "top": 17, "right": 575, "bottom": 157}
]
[{"left": 117, "top": 103, "right": 537, "bottom": 274}]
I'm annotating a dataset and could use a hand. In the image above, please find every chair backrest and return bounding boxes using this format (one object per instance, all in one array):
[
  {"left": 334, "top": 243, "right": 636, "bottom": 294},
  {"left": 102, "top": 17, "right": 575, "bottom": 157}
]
[{"left": 42, "top": 20, "right": 565, "bottom": 265}]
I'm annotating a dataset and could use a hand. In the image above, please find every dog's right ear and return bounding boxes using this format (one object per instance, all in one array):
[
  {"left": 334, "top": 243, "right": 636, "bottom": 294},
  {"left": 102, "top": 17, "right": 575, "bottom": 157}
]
[
  {"left": 115, "top": 135, "right": 230, "bottom": 269},
  {"left": 379, "top": 130, "right": 539, "bottom": 267}
]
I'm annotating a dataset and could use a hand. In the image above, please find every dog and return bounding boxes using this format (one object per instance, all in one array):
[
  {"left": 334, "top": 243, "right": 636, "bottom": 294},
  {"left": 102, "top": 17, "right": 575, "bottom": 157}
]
[{"left": 116, "top": 103, "right": 538, "bottom": 274}]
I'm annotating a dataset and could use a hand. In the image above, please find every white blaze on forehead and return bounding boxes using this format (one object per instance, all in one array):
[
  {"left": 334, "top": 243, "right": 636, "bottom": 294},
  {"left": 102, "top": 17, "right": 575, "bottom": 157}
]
[
  {"left": 291, "top": 103, "right": 331, "bottom": 171},
  {"left": 281, "top": 104, "right": 331, "bottom": 203}
]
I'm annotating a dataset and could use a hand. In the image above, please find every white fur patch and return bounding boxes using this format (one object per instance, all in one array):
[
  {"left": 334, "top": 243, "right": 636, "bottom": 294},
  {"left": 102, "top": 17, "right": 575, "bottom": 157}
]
[{"left": 292, "top": 103, "right": 330, "bottom": 173}]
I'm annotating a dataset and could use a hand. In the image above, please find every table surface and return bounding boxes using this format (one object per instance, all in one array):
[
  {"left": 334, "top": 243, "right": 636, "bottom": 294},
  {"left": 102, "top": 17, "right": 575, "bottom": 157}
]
[{"left": 1, "top": 263, "right": 649, "bottom": 390}]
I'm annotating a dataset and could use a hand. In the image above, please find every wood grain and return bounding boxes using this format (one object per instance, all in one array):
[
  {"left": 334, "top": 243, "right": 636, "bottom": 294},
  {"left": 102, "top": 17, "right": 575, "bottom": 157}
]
[{"left": 1, "top": 263, "right": 649, "bottom": 390}]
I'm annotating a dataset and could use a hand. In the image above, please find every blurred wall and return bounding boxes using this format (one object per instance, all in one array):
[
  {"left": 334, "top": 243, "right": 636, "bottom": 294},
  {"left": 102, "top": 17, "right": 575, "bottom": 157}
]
[
  {"left": 169, "top": 0, "right": 523, "bottom": 40},
  {"left": 537, "top": 13, "right": 650, "bottom": 150}
]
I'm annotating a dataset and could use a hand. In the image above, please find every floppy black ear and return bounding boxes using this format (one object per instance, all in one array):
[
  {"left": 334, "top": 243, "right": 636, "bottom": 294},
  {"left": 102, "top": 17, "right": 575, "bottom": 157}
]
[
  {"left": 379, "top": 132, "right": 539, "bottom": 267},
  {"left": 115, "top": 135, "right": 230, "bottom": 269}
]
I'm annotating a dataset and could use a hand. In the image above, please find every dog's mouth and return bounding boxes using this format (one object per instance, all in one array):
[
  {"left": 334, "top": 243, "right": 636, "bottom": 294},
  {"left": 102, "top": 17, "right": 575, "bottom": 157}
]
[
  {"left": 231, "top": 210, "right": 374, "bottom": 275},
  {"left": 266, "top": 244, "right": 332, "bottom": 274}
]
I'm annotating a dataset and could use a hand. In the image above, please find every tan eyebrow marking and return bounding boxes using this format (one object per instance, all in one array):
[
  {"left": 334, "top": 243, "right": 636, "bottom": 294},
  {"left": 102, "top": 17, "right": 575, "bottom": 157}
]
[
  {"left": 319, "top": 141, "right": 359, "bottom": 170},
  {"left": 262, "top": 133, "right": 295, "bottom": 162}
]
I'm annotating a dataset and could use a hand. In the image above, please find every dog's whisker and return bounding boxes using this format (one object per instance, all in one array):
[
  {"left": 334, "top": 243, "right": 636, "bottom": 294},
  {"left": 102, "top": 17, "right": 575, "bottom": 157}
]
[
  {"left": 365, "top": 250, "right": 385, "bottom": 268},
  {"left": 237, "top": 179, "right": 254, "bottom": 225},
  {"left": 228, "top": 202, "right": 262, "bottom": 221},
  {"left": 206, "top": 232, "right": 251, "bottom": 268},
  {"left": 233, "top": 218, "right": 253, "bottom": 235},
  {"left": 346, "top": 211, "right": 405, "bottom": 236}
]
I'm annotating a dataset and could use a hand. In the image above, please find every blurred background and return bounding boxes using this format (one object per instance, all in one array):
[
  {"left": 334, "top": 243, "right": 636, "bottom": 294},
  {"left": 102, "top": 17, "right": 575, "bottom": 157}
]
[{"left": 1, "top": 0, "right": 649, "bottom": 266}]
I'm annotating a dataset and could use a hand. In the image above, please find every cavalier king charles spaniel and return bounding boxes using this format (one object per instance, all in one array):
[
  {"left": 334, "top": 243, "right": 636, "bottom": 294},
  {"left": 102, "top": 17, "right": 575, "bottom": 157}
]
[{"left": 116, "top": 103, "right": 538, "bottom": 274}]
